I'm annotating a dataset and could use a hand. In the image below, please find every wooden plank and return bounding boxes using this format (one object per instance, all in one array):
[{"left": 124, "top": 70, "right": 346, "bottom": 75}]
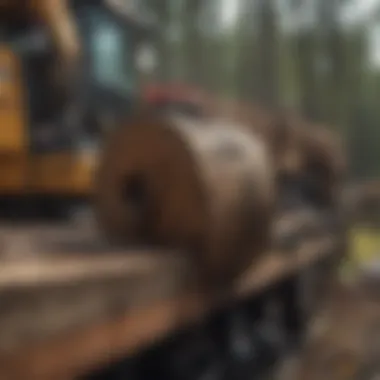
[
  {"left": 0, "top": 250, "right": 185, "bottom": 290},
  {"left": 237, "top": 237, "right": 334, "bottom": 297},
  {"left": 0, "top": 237, "right": 337, "bottom": 380}
]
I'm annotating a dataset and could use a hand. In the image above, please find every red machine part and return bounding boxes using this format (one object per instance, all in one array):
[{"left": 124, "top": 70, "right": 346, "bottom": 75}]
[{"left": 142, "top": 83, "right": 207, "bottom": 116}]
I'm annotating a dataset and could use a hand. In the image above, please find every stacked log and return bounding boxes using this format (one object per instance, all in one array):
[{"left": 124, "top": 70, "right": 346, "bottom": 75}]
[
  {"left": 209, "top": 98, "right": 346, "bottom": 213},
  {"left": 188, "top": 95, "right": 349, "bottom": 286}
]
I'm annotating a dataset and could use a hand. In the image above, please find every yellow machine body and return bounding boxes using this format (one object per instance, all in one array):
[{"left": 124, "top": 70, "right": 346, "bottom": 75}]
[
  {"left": 0, "top": 45, "right": 28, "bottom": 194},
  {"left": 0, "top": 46, "right": 26, "bottom": 154},
  {"left": 29, "top": 151, "right": 97, "bottom": 196},
  {"left": 0, "top": 0, "right": 144, "bottom": 201},
  {"left": 0, "top": 42, "right": 95, "bottom": 197}
]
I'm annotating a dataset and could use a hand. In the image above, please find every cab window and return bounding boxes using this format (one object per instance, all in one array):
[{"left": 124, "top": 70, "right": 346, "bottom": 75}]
[{"left": 71, "top": 1, "right": 137, "bottom": 98}]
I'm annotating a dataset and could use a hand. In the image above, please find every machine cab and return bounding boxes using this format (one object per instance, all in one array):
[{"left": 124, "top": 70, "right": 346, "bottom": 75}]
[{"left": 69, "top": 0, "right": 153, "bottom": 138}]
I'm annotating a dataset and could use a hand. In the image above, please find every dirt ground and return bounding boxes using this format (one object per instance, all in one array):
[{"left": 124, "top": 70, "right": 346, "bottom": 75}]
[{"left": 278, "top": 279, "right": 380, "bottom": 380}]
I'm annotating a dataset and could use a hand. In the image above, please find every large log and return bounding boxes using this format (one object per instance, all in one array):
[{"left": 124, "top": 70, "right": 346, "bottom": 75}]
[{"left": 95, "top": 112, "right": 275, "bottom": 291}]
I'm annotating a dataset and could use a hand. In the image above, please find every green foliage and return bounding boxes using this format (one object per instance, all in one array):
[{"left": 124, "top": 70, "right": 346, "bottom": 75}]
[{"left": 145, "top": 0, "right": 380, "bottom": 179}]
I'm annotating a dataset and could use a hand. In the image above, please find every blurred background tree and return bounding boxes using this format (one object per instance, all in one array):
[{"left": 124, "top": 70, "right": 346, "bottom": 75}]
[{"left": 142, "top": 0, "right": 380, "bottom": 180}]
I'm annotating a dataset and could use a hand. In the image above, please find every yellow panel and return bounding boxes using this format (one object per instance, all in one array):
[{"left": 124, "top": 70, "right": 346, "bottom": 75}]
[
  {"left": 341, "top": 227, "right": 380, "bottom": 282},
  {"left": 29, "top": 151, "right": 97, "bottom": 196},
  {"left": 0, "top": 46, "right": 27, "bottom": 153},
  {"left": 349, "top": 227, "right": 380, "bottom": 265}
]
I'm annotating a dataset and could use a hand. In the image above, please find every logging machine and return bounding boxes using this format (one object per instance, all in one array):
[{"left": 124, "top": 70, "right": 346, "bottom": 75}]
[
  {"left": 0, "top": 0, "right": 152, "bottom": 217},
  {"left": 0, "top": 2, "right": 348, "bottom": 380}
]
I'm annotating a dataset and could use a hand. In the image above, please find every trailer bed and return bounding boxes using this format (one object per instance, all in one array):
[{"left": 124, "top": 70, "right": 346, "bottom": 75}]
[{"left": 0, "top": 210, "right": 339, "bottom": 380}]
